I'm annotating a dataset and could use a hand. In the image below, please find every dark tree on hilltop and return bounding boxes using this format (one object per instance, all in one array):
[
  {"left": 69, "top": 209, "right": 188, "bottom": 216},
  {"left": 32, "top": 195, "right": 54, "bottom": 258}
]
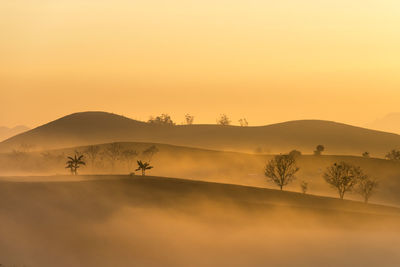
[
  {"left": 148, "top": 114, "right": 175, "bottom": 125},
  {"left": 136, "top": 160, "right": 153, "bottom": 176},
  {"left": 185, "top": 114, "right": 194, "bottom": 125},
  {"left": 142, "top": 145, "right": 159, "bottom": 162},
  {"left": 264, "top": 154, "right": 300, "bottom": 190},
  {"left": 238, "top": 118, "right": 249, "bottom": 127},
  {"left": 323, "top": 162, "right": 365, "bottom": 199},
  {"left": 314, "top": 145, "right": 325, "bottom": 156},
  {"left": 217, "top": 114, "right": 231, "bottom": 126},
  {"left": 357, "top": 176, "right": 378, "bottom": 203},
  {"left": 65, "top": 154, "right": 86, "bottom": 175},
  {"left": 385, "top": 149, "right": 400, "bottom": 161}
]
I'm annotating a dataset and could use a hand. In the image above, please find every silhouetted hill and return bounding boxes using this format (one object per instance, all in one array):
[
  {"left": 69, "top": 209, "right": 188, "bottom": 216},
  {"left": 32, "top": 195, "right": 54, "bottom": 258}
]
[{"left": 1, "top": 111, "right": 400, "bottom": 156}]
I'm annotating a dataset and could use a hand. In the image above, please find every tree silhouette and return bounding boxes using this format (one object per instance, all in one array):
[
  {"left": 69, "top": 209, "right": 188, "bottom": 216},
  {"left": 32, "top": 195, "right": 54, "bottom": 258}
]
[
  {"left": 357, "top": 176, "right": 378, "bottom": 203},
  {"left": 122, "top": 149, "right": 138, "bottom": 172},
  {"left": 217, "top": 114, "right": 231, "bottom": 126},
  {"left": 300, "top": 181, "right": 308, "bottom": 194},
  {"left": 385, "top": 149, "right": 400, "bottom": 161},
  {"left": 84, "top": 145, "right": 101, "bottom": 170},
  {"left": 103, "top": 143, "right": 122, "bottom": 172},
  {"left": 135, "top": 160, "right": 153, "bottom": 176},
  {"left": 264, "top": 154, "right": 299, "bottom": 190},
  {"left": 148, "top": 114, "right": 175, "bottom": 125},
  {"left": 65, "top": 154, "right": 86, "bottom": 175},
  {"left": 314, "top": 145, "right": 325, "bottom": 156},
  {"left": 142, "top": 145, "right": 159, "bottom": 162},
  {"left": 238, "top": 118, "right": 248, "bottom": 127},
  {"left": 323, "top": 162, "right": 365, "bottom": 199},
  {"left": 185, "top": 114, "right": 194, "bottom": 125}
]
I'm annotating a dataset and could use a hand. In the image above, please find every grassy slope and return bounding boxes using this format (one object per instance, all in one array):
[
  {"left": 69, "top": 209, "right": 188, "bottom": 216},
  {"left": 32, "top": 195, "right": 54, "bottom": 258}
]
[
  {"left": 0, "top": 175, "right": 399, "bottom": 217},
  {"left": 2, "top": 141, "right": 400, "bottom": 205}
]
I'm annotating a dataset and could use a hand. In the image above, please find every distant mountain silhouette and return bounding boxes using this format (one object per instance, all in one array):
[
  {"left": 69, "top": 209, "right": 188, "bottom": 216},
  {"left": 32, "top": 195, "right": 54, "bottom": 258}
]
[
  {"left": 366, "top": 113, "right": 400, "bottom": 134},
  {"left": 0, "top": 125, "right": 30, "bottom": 142},
  {"left": 1, "top": 111, "right": 400, "bottom": 156}
]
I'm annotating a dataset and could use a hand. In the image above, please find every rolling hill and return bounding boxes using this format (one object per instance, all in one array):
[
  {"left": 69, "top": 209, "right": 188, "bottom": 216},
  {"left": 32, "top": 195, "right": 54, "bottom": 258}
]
[
  {"left": 1, "top": 176, "right": 399, "bottom": 267},
  {"left": 1, "top": 111, "right": 400, "bottom": 156},
  {"left": 2, "top": 141, "right": 400, "bottom": 206}
]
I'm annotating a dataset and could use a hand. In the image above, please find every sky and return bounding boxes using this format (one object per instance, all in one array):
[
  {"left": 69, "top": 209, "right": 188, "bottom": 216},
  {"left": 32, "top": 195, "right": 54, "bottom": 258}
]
[{"left": 1, "top": 0, "right": 400, "bottom": 128}]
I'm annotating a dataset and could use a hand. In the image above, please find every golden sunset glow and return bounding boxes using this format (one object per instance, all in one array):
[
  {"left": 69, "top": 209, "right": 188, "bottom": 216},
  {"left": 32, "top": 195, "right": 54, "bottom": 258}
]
[
  {"left": 1, "top": 0, "right": 400, "bottom": 127},
  {"left": 3, "top": 2, "right": 400, "bottom": 266}
]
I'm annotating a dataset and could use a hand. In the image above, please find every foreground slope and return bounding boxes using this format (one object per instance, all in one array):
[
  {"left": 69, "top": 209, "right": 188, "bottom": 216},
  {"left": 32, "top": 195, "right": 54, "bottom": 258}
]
[
  {"left": 1, "top": 111, "right": 400, "bottom": 155},
  {"left": 0, "top": 176, "right": 399, "bottom": 267},
  {"left": 0, "top": 175, "right": 397, "bottom": 215}
]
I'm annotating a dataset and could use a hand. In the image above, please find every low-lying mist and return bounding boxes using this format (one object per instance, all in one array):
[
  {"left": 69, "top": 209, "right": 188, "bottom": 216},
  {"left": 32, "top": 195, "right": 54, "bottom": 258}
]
[
  {"left": 0, "top": 177, "right": 399, "bottom": 267},
  {"left": 2, "top": 142, "right": 400, "bottom": 206}
]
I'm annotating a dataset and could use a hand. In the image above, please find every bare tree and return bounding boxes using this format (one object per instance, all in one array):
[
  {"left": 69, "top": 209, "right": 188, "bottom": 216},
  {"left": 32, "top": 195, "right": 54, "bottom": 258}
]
[
  {"left": 357, "top": 176, "right": 378, "bottom": 203},
  {"left": 385, "top": 149, "right": 400, "bottom": 161},
  {"left": 238, "top": 118, "right": 248, "bottom": 127},
  {"left": 122, "top": 149, "right": 138, "bottom": 172},
  {"left": 142, "top": 145, "right": 159, "bottom": 162},
  {"left": 136, "top": 160, "right": 153, "bottom": 176},
  {"left": 300, "top": 181, "right": 308, "bottom": 194},
  {"left": 84, "top": 145, "right": 101, "bottom": 170},
  {"left": 148, "top": 114, "right": 175, "bottom": 125},
  {"left": 184, "top": 114, "right": 194, "bottom": 125},
  {"left": 217, "top": 114, "right": 231, "bottom": 126},
  {"left": 65, "top": 154, "right": 86, "bottom": 175},
  {"left": 323, "top": 162, "right": 365, "bottom": 199},
  {"left": 264, "top": 154, "right": 300, "bottom": 190},
  {"left": 103, "top": 143, "right": 123, "bottom": 172},
  {"left": 314, "top": 145, "right": 325, "bottom": 156}
]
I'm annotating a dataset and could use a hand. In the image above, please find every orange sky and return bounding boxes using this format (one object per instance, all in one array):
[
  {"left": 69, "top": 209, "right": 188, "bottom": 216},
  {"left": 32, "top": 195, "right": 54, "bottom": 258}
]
[{"left": 1, "top": 0, "right": 400, "bottom": 127}]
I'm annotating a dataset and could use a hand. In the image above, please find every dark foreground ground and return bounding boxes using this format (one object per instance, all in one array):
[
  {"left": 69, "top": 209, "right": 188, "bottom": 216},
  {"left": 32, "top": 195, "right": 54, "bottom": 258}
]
[{"left": 0, "top": 175, "right": 400, "bottom": 267}]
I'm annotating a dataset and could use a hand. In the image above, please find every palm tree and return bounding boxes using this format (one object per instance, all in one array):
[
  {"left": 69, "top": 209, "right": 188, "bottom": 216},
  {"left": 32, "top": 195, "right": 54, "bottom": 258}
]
[
  {"left": 135, "top": 160, "right": 153, "bottom": 176},
  {"left": 65, "top": 154, "right": 86, "bottom": 175}
]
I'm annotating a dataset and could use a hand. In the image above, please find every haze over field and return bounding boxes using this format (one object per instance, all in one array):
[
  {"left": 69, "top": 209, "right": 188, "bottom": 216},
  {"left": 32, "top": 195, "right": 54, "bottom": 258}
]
[
  {"left": 2, "top": 0, "right": 400, "bottom": 266},
  {"left": 1, "top": 177, "right": 400, "bottom": 267}
]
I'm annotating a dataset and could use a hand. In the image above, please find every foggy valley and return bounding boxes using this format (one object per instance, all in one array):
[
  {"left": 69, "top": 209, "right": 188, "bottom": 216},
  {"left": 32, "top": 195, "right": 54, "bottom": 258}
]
[{"left": 3, "top": 0, "right": 400, "bottom": 265}]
